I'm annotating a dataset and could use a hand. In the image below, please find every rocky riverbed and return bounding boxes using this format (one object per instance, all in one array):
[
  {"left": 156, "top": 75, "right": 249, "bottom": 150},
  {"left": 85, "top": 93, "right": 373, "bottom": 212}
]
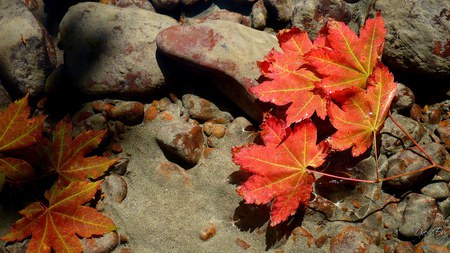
[{"left": 0, "top": 0, "right": 449, "bottom": 252}]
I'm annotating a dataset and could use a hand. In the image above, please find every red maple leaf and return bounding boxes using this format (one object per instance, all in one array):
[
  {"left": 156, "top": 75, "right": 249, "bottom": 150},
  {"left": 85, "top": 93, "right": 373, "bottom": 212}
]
[
  {"left": 252, "top": 28, "right": 326, "bottom": 125},
  {"left": 0, "top": 95, "right": 45, "bottom": 190},
  {"left": 232, "top": 115, "right": 328, "bottom": 226},
  {"left": 328, "top": 63, "right": 397, "bottom": 156},
  {"left": 2, "top": 181, "right": 116, "bottom": 253},
  {"left": 39, "top": 118, "right": 118, "bottom": 185},
  {"left": 306, "top": 15, "right": 386, "bottom": 94}
]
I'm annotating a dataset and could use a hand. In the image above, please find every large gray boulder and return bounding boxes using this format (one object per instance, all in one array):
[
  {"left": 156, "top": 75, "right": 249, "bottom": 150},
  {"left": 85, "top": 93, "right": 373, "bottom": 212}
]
[
  {"left": 59, "top": 2, "right": 178, "bottom": 99},
  {"left": 0, "top": 0, "right": 55, "bottom": 97},
  {"left": 374, "top": 0, "right": 450, "bottom": 77}
]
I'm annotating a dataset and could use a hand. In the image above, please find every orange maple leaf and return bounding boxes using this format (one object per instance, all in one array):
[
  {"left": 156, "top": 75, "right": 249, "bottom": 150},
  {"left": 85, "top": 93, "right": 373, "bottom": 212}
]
[
  {"left": 0, "top": 95, "right": 44, "bottom": 189},
  {"left": 2, "top": 181, "right": 116, "bottom": 253},
  {"left": 232, "top": 115, "right": 328, "bottom": 226},
  {"left": 306, "top": 15, "right": 386, "bottom": 94},
  {"left": 328, "top": 63, "right": 397, "bottom": 156},
  {"left": 253, "top": 28, "right": 326, "bottom": 125},
  {"left": 39, "top": 118, "right": 118, "bottom": 185}
]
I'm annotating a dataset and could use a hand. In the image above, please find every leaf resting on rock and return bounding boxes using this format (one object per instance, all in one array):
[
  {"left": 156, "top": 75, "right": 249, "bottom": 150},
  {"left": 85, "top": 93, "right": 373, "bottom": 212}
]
[
  {"left": 2, "top": 181, "right": 116, "bottom": 253},
  {"left": 39, "top": 118, "right": 118, "bottom": 185},
  {"left": 328, "top": 63, "right": 397, "bottom": 156},
  {"left": 232, "top": 115, "right": 328, "bottom": 226}
]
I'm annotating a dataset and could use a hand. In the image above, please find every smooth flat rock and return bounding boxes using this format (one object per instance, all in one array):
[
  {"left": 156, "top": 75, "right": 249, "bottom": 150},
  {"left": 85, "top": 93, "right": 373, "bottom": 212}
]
[
  {"left": 156, "top": 20, "right": 278, "bottom": 121},
  {"left": 59, "top": 2, "right": 178, "bottom": 98}
]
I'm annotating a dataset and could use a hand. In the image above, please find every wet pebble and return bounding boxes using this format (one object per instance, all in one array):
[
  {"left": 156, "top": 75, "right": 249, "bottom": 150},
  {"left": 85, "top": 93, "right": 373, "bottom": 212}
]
[
  {"left": 264, "top": 0, "right": 293, "bottom": 23},
  {"left": 185, "top": 10, "right": 251, "bottom": 26},
  {"left": 182, "top": 94, "right": 233, "bottom": 123},
  {"left": 102, "top": 174, "right": 128, "bottom": 204},
  {"left": 398, "top": 193, "right": 437, "bottom": 239},
  {"left": 93, "top": 100, "right": 144, "bottom": 126},
  {"left": 329, "top": 226, "right": 374, "bottom": 253},
  {"left": 381, "top": 113, "right": 426, "bottom": 156},
  {"left": 421, "top": 182, "right": 449, "bottom": 201},
  {"left": 250, "top": 0, "right": 267, "bottom": 29},
  {"left": 83, "top": 231, "right": 119, "bottom": 253},
  {"left": 391, "top": 83, "right": 415, "bottom": 114},
  {"left": 99, "top": 0, "right": 156, "bottom": 11},
  {"left": 436, "top": 121, "right": 450, "bottom": 150},
  {"left": 394, "top": 241, "right": 415, "bottom": 253},
  {"left": 415, "top": 242, "right": 450, "bottom": 253},
  {"left": 438, "top": 197, "right": 450, "bottom": 218},
  {"left": 384, "top": 142, "right": 447, "bottom": 190},
  {"left": 155, "top": 118, "right": 205, "bottom": 166}
]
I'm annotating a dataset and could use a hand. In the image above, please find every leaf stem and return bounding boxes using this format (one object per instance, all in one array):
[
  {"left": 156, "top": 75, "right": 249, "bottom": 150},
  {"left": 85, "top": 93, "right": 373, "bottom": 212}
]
[
  {"left": 388, "top": 112, "right": 435, "bottom": 165},
  {"left": 307, "top": 169, "right": 376, "bottom": 183}
]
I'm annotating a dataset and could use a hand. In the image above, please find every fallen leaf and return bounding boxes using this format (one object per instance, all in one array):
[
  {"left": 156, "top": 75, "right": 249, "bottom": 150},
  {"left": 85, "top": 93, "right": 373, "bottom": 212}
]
[
  {"left": 2, "top": 181, "right": 116, "bottom": 253},
  {"left": 232, "top": 115, "right": 328, "bottom": 226}
]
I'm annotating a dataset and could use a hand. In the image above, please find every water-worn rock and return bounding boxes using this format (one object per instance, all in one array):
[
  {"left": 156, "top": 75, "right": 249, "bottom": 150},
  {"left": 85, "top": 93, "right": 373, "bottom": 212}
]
[
  {"left": 0, "top": 0, "right": 55, "bottom": 97},
  {"left": 251, "top": 0, "right": 267, "bottom": 30},
  {"left": 436, "top": 121, "right": 450, "bottom": 150},
  {"left": 184, "top": 10, "right": 251, "bottom": 26},
  {"left": 155, "top": 117, "right": 205, "bottom": 166},
  {"left": 60, "top": 3, "right": 178, "bottom": 98},
  {"left": 381, "top": 113, "right": 426, "bottom": 156},
  {"left": 100, "top": 0, "right": 156, "bottom": 11},
  {"left": 102, "top": 174, "right": 128, "bottom": 204},
  {"left": 398, "top": 194, "right": 438, "bottom": 239},
  {"left": 374, "top": 0, "right": 450, "bottom": 77},
  {"left": 156, "top": 20, "right": 278, "bottom": 121},
  {"left": 292, "top": 0, "right": 373, "bottom": 39},
  {"left": 391, "top": 83, "right": 415, "bottom": 114},
  {"left": 329, "top": 226, "right": 375, "bottom": 253},
  {"left": 394, "top": 241, "right": 415, "bottom": 253},
  {"left": 182, "top": 94, "right": 233, "bottom": 122},
  {"left": 264, "top": 0, "right": 292, "bottom": 23},
  {"left": 83, "top": 231, "right": 119, "bottom": 253},
  {"left": 92, "top": 100, "right": 145, "bottom": 126},
  {"left": 421, "top": 182, "right": 449, "bottom": 201},
  {"left": 384, "top": 143, "right": 447, "bottom": 189}
]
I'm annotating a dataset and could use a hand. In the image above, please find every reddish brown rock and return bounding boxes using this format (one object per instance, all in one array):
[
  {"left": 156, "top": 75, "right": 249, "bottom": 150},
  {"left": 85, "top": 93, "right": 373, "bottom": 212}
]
[
  {"left": 155, "top": 118, "right": 205, "bottom": 165},
  {"left": 83, "top": 232, "right": 119, "bottom": 253},
  {"left": 394, "top": 241, "right": 415, "bottom": 253},
  {"left": 329, "top": 226, "right": 374, "bottom": 253},
  {"left": 156, "top": 20, "right": 278, "bottom": 121},
  {"left": 182, "top": 94, "right": 233, "bottom": 122}
]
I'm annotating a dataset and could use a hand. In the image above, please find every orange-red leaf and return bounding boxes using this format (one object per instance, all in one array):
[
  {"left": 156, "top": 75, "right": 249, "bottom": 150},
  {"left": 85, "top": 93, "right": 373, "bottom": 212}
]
[
  {"left": 232, "top": 115, "right": 328, "bottom": 226},
  {"left": 253, "top": 28, "right": 326, "bottom": 125},
  {"left": 0, "top": 157, "right": 34, "bottom": 182},
  {"left": 306, "top": 15, "right": 386, "bottom": 93},
  {"left": 328, "top": 63, "right": 397, "bottom": 156},
  {"left": 0, "top": 95, "right": 45, "bottom": 152},
  {"left": 2, "top": 181, "right": 116, "bottom": 253},
  {"left": 40, "top": 118, "right": 117, "bottom": 185}
]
